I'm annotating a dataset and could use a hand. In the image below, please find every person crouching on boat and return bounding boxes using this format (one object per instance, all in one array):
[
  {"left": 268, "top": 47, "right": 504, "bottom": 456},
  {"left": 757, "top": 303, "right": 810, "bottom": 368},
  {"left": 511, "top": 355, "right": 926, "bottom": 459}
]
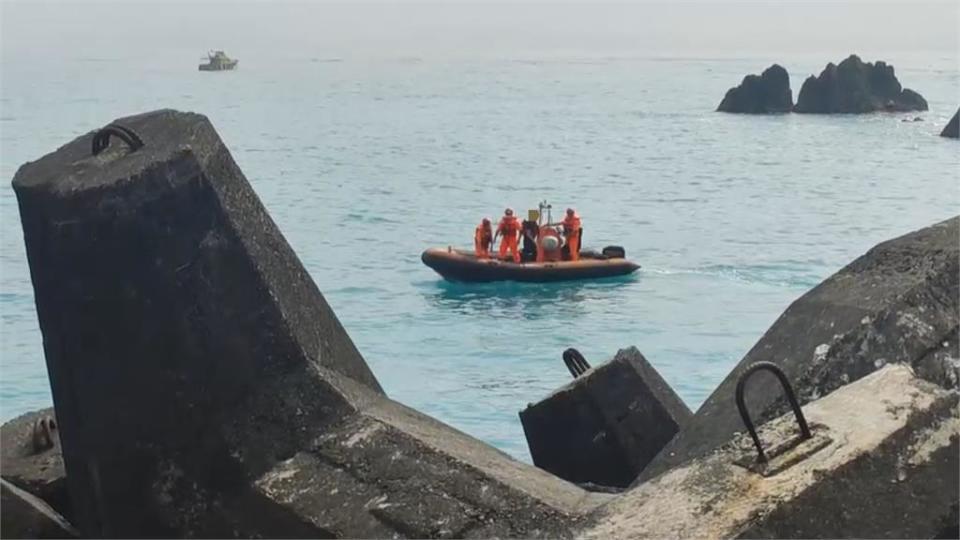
[
  {"left": 494, "top": 208, "right": 522, "bottom": 263},
  {"left": 561, "top": 208, "right": 582, "bottom": 261},
  {"left": 474, "top": 218, "right": 493, "bottom": 258}
]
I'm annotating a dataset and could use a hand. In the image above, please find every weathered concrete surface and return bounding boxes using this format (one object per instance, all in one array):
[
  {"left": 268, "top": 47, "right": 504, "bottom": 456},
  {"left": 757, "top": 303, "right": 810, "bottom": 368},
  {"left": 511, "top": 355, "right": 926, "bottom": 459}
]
[
  {"left": 942, "top": 108, "right": 959, "bottom": 138},
  {"left": 717, "top": 64, "right": 793, "bottom": 114},
  {"left": 520, "top": 347, "right": 691, "bottom": 488},
  {"left": 12, "top": 109, "right": 607, "bottom": 537},
  {"left": 580, "top": 365, "right": 960, "bottom": 539},
  {"left": 1, "top": 478, "right": 78, "bottom": 539},
  {"left": 253, "top": 367, "right": 608, "bottom": 538},
  {"left": 795, "top": 55, "right": 928, "bottom": 113},
  {"left": 12, "top": 109, "right": 381, "bottom": 536},
  {"left": 640, "top": 216, "right": 959, "bottom": 484},
  {"left": 0, "top": 408, "right": 69, "bottom": 520}
]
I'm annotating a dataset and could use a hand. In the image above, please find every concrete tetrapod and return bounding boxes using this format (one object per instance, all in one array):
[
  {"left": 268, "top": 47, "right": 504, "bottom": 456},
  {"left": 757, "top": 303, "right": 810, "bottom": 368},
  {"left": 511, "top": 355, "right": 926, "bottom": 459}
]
[
  {"left": 11, "top": 110, "right": 607, "bottom": 537},
  {"left": 0, "top": 408, "right": 69, "bottom": 521},
  {"left": 520, "top": 347, "right": 691, "bottom": 488},
  {"left": 1, "top": 479, "right": 78, "bottom": 539},
  {"left": 640, "top": 216, "right": 959, "bottom": 484},
  {"left": 579, "top": 364, "right": 959, "bottom": 539}
]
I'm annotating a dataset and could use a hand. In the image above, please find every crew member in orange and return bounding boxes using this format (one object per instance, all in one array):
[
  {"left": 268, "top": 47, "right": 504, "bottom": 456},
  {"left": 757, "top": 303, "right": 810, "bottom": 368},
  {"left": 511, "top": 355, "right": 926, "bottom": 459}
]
[
  {"left": 561, "top": 208, "right": 582, "bottom": 261},
  {"left": 474, "top": 218, "right": 493, "bottom": 258},
  {"left": 494, "top": 208, "right": 521, "bottom": 263}
]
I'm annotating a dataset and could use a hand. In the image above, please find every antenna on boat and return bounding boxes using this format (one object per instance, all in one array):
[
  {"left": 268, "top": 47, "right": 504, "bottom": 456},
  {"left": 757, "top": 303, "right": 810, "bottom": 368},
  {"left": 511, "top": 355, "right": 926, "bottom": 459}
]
[{"left": 538, "top": 200, "right": 552, "bottom": 225}]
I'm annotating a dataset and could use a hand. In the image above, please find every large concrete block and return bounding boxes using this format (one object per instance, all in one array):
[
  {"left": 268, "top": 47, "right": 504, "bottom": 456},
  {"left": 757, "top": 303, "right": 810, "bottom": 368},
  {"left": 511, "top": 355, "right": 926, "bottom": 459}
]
[
  {"left": 1, "top": 478, "right": 78, "bottom": 539},
  {"left": 640, "top": 217, "right": 960, "bottom": 483},
  {"left": 520, "top": 347, "right": 692, "bottom": 488},
  {"left": 11, "top": 110, "right": 607, "bottom": 537},
  {"left": 0, "top": 408, "right": 69, "bottom": 520},
  {"left": 251, "top": 367, "right": 608, "bottom": 538},
  {"left": 12, "top": 110, "right": 383, "bottom": 536},
  {"left": 581, "top": 365, "right": 959, "bottom": 539}
]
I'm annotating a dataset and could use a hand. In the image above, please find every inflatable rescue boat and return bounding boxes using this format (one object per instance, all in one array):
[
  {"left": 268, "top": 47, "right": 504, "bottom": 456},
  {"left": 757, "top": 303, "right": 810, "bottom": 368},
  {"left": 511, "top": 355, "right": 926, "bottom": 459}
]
[{"left": 421, "top": 246, "right": 640, "bottom": 283}]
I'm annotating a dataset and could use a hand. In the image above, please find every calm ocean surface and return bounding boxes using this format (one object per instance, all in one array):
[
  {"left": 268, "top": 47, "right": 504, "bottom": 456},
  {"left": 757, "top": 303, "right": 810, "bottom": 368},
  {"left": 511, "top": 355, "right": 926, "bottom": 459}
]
[{"left": 1, "top": 52, "right": 957, "bottom": 460}]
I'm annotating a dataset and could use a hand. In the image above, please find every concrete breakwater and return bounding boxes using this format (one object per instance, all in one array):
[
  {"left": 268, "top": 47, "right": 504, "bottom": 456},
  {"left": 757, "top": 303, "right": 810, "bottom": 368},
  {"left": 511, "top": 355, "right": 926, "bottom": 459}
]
[{"left": 3, "top": 110, "right": 958, "bottom": 538}]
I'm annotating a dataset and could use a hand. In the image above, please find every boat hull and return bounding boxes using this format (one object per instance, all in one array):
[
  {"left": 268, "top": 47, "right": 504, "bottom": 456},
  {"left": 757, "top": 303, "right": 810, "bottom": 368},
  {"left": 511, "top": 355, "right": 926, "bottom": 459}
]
[
  {"left": 421, "top": 248, "right": 640, "bottom": 283},
  {"left": 198, "top": 61, "right": 238, "bottom": 71}
]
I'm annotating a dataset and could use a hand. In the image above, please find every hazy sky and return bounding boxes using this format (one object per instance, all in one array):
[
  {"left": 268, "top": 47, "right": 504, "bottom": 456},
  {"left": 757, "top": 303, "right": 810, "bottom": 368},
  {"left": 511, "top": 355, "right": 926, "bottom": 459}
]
[{"left": 1, "top": 1, "right": 958, "bottom": 61}]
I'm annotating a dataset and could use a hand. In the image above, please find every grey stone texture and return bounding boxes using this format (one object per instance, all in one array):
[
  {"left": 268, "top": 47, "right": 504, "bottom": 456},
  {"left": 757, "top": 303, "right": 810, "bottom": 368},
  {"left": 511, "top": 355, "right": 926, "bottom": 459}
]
[
  {"left": 794, "top": 54, "right": 928, "bottom": 113},
  {"left": 1, "top": 478, "right": 78, "bottom": 539},
  {"left": 0, "top": 408, "right": 69, "bottom": 520},
  {"left": 941, "top": 108, "right": 959, "bottom": 138},
  {"left": 580, "top": 365, "right": 959, "bottom": 539},
  {"left": 640, "top": 216, "right": 959, "bottom": 484},
  {"left": 717, "top": 64, "right": 793, "bottom": 113},
  {"left": 12, "top": 109, "right": 607, "bottom": 537},
  {"left": 520, "top": 347, "right": 691, "bottom": 487}
]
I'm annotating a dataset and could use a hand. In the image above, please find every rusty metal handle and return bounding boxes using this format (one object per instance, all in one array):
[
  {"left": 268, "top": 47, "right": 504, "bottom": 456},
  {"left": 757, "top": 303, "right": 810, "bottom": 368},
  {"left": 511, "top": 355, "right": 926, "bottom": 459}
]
[
  {"left": 563, "top": 348, "right": 591, "bottom": 378},
  {"left": 735, "top": 361, "right": 811, "bottom": 463},
  {"left": 92, "top": 124, "right": 144, "bottom": 156}
]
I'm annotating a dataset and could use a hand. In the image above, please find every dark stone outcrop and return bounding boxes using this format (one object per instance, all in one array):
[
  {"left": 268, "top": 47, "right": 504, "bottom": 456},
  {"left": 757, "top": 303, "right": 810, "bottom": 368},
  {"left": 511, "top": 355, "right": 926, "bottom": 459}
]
[
  {"left": 1, "top": 478, "right": 78, "bottom": 539},
  {"left": 0, "top": 408, "right": 69, "bottom": 521},
  {"left": 581, "top": 365, "right": 960, "bottom": 539},
  {"left": 520, "top": 347, "right": 691, "bottom": 488},
  {"left": 717, "top": 64, "right": 793, "bottom": 113},
  {"left": 942, "top": 108, "right": 960, "bottom": 138},
  {"left": 11, "top": 110, "right": 606, "bottom": 537},
  {"left": 638, "top": 216, "right": 959, "bottom": 484},
  {"left": 794, "top": 54, "right": 928, "bottom": 113}
]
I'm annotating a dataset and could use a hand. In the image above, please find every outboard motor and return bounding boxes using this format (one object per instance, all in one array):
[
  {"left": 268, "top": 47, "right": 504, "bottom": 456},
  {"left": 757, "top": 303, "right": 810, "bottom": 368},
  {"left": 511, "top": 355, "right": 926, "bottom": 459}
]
[{"left": 602, "top": 245, "right": 626, "bottom": 259}]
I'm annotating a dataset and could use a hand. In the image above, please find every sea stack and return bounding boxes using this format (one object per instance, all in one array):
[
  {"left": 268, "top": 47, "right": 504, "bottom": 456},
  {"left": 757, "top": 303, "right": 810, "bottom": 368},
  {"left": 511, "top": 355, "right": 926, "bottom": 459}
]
[
  {"left": 941, "top": 108, "right": 959, "bottom": 138},
  {"left": 717, "top": 64, "right": 793, "bottom": 113},
  {"left": 794, "top": 54, "right": 928, "bottom": 113}
]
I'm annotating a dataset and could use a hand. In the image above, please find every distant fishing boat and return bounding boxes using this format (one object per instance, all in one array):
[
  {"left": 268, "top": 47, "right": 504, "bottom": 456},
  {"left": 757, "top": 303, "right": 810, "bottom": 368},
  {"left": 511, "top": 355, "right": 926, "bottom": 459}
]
[{"left": 198, "top": 50, "right": 238, "bottom": 71}]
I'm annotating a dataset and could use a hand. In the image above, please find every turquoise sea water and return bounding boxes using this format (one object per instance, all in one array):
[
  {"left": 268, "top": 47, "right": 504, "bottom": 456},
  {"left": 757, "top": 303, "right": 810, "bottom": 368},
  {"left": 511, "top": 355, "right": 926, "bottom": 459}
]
[{"left": 1, "top": 52, "right": 957, "bottom": 460}]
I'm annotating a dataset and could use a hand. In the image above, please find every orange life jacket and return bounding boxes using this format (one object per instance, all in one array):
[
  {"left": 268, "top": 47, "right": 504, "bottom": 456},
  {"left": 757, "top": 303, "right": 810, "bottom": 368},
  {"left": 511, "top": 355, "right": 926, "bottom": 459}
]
[
  {"left": 475, "top": 224, "right": 492, "bottom": 246},
  {"left": 497, "top": 215, "right": 520, "bottom": 236},
  {"left": 562, "top": 215, "right": 581, "bottom": 236}
]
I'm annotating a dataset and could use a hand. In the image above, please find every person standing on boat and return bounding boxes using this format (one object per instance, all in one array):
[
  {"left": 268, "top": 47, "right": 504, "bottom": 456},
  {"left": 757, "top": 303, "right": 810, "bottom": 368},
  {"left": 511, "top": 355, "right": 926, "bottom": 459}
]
[
  {"left": 520, "top": 217, "right": 539, "bottom": 262},
  {"left": 494, "top": 208, "right": 522, "bottom": 263},
  {"left": 562, "top": 208, "right": 582, "bottom": 261},
  {"left": 474, "top": 218, "right": 493, "bottom": 258}
]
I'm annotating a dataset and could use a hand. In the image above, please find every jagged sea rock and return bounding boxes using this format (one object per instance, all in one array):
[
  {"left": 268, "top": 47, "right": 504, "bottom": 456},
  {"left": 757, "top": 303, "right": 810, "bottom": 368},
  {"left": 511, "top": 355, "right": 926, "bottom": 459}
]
[
  {"left": 794, "top": 54, "right": 928, "bottom": 113},
  {"left": 941, "top": 108, "right": 960, "bottom": 138},
  {"left": 717, "top": 64, "right": 793, "bottom": 113}
]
